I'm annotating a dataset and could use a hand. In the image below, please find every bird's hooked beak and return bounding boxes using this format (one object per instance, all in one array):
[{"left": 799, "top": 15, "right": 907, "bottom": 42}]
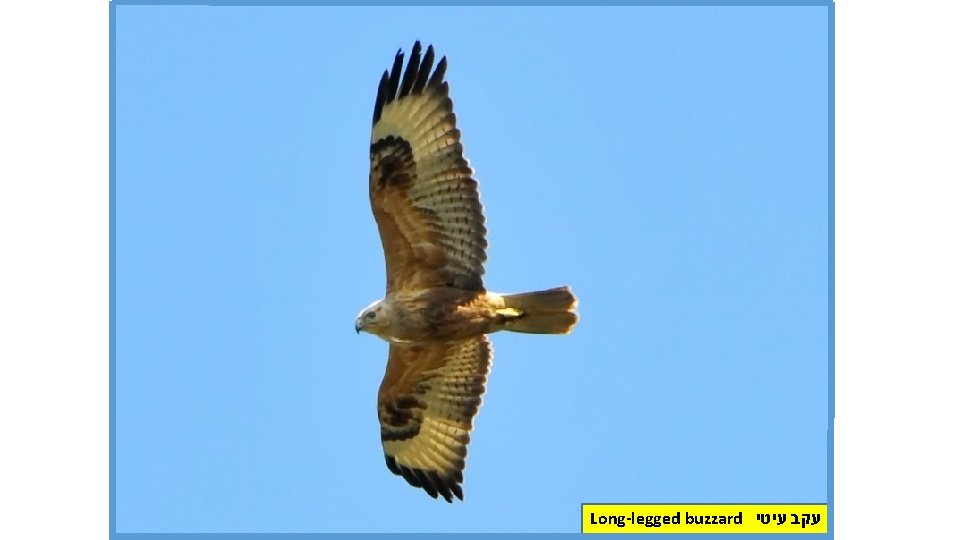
[{"left": 355, "top": 318, "right": 363, "bottom": 334}]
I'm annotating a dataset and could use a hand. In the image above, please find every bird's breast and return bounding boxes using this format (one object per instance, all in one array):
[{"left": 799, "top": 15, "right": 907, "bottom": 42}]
[{"left": 384, "top": 288, "right": 492, "bottom": 342}]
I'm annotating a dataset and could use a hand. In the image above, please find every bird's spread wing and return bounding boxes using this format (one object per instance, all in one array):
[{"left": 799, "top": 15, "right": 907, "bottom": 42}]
[
  {"left": 369, "top": 41, "right": 487, "bottom": 294},
  {"left": 378, "top": 336, "right": 492, "bottom": 502}
]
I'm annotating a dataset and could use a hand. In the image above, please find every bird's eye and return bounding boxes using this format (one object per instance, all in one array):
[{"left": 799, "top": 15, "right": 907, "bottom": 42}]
[{"left": 365, "top": 311, "right": 376, "bottom": 320}]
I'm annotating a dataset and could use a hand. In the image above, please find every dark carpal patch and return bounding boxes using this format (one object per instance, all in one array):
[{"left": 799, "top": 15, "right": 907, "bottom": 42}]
[
  {"left": 371, "top": 136, "right": 415, "bottom": 188},
  {"left": 379, "top": 393, "right": 424, "bottom": 441}
]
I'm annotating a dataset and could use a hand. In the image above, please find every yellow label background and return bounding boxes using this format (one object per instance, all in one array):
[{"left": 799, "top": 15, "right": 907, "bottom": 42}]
[{"left": 581, "top": 504, "right": 828, "bottom": 534}]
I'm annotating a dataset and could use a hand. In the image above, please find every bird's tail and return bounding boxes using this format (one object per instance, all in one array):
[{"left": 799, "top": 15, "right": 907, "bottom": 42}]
[{"left": 495, "top": 286, "right": 578, "bottom": 335}]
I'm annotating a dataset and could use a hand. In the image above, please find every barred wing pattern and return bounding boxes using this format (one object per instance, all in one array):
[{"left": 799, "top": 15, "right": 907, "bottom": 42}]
[
  {"left": 378, "top": 337, "right": 492, "bottom": 502},
  {"left": 369, "top": 41, "right": 488, "bottom": 294}
]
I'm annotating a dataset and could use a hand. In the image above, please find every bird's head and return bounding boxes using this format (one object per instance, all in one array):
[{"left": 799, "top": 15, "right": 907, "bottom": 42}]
[{"left": 355, "top": 299, "right": 388, "bottom": 336}]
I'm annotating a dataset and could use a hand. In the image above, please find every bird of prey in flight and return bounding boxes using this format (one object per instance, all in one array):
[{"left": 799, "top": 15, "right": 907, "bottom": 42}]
[{"left": 355, "top": 41, "right": 579, "bottom": 502}]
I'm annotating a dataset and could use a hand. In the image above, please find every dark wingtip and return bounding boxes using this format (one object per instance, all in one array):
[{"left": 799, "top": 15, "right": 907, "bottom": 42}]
[
  {"left": 413, "top": 45, "right": 435, "bottom": 94},
  {"left": 398, "top": 41, "right": 422, "bottom": 99},
  {"left": 372, "top": 42, "right": 448, "bottom": 126},
  {"left": 384, "top": 454, "right": 464, "bottom": 503},
  {"left": 372, "top": 70, "right": 389, "bottom": 125},
  {"left": 428, "top": 56, "right": 447, "bottom": 89}
]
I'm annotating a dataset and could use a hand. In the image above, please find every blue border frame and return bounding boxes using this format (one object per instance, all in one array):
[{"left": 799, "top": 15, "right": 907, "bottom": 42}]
[
  {"left": 109, "top": 1, "right": 835, "bottom": 537},
  {"left": 109, "top": 2, "right": 118, "bottom": 537},
  {"left": 826, "top": 0, "right": 835, "bottom": 535},
  {"left": 111, "top": 0, "right": 831, "bottom": 5}
]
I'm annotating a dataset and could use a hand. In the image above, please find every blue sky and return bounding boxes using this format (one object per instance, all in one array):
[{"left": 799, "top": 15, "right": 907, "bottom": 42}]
[{"left": 114, "top": 4, "right": 829, "bottom": 534}]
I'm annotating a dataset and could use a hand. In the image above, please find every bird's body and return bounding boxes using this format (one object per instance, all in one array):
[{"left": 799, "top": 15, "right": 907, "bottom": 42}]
[
  {"left": 355, "top": 41, "right": 578, "bottom": 502},
  {"left": 359, "top": 287, "right": 577, "bottom": 343},
  {"left": 359, "top": 288, "right": 496, "bottom": 343}
]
